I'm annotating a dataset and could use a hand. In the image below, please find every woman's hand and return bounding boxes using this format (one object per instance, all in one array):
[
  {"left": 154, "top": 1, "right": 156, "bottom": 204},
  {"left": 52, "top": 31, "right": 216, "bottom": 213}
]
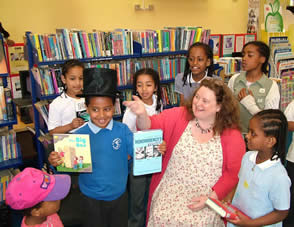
[
  {"left": 48, "top": 151, "right": 63, "bottom": 167},
  {"left": 158, "top": 140, "right": 166, "bottom": 155},
  {"left": 123, "top": 96, "right": 147, "bottom": 116},
  {"left": 123, "top": 96, "right": 151, "bottom": 130},
  {"left": 71, "top": 118, "right": 85, "bottom": 129},
  {"left": 187, "top": 195, "right": 208, "bottom": 211}
]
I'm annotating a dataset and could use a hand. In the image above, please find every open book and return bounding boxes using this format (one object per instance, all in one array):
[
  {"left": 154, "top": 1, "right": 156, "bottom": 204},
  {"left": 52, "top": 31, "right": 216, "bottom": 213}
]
[
  {"left": 205, "top": 197, "right": 251, "bottom": 220},
  {"left": 53, "top": 134, "right": 92, "bottom": 172},
  {"left": 133, "top": 129, "right": 163, "bottom": 176}
]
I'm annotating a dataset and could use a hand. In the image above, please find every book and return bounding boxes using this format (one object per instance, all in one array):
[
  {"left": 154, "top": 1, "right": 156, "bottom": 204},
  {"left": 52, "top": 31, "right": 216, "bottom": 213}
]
[
  {"left": 34, "top": 100, "right": 49, "bottom": 125},
  {"left": 205, "top": 197, "right": 251, "bottom": 220},
  {"left": 4, "top": 87, "right": 14, "bottom": 121},
  {"left": 133, "top": 129, "right": 163, "bottom": 176},
  {"left": 75, "top": 98, "right": 89, "bottom": 122},
  {"left": 53, "top": 134, "right": 92, "bottom": 172}
]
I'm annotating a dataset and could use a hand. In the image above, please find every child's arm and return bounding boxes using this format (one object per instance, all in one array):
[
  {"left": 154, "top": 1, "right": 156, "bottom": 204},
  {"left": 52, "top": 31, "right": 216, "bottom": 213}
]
[
  {"left": 289, "top": 121, "right": 294, "bottom": 131},
  {"left": 222, "top": 185, "right": 237, "bottom": 203},
  {"left": 228, "top": 209, "right": 289, "bottom": 227},
  {"left": 48, "top": 151, "right": 63, "bottom": 167},
  {"left": 49, "top": 118, "right": 84, "bottom": 135},
  {"left": 157, "top": 140, "right": 166, "bottom": 155},
  {"left": 240, "top": 81, "right": 280, "bottom": 116},
  {"left": 179, "top": 94, "right": 185, "bottom": 106}
]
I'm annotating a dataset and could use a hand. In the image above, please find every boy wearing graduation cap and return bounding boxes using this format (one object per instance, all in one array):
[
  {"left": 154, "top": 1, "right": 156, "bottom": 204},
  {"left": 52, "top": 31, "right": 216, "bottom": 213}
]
[{"left": 49, "top": 68, "right": 132, "bottom": 227}]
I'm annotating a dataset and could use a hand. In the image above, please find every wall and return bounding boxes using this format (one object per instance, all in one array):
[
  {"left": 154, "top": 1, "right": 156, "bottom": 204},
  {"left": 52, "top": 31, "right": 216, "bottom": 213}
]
[{"left": 1, "top": 0, "right": 248, "bottom": 42}]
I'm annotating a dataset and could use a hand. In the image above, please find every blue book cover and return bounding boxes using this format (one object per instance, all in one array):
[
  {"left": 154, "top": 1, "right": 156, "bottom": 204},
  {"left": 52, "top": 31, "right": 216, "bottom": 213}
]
[{"left": 133, "top": 129, "right": 163, "bottom": 176}]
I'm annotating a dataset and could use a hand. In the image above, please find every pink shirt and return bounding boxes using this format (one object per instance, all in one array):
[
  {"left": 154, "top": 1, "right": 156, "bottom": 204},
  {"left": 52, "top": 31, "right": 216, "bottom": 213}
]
[
  {"left": 21, "top": 213, "right": 63, "bottom": 227},
  {"left": 147, "top": 107, "right": 245, "bottom": 222}
]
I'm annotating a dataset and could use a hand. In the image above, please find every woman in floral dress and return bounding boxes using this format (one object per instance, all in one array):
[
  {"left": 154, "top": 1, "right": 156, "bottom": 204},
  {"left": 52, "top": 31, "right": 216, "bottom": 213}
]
[{"left": 124, "top": 78, "right": 246, "bottom": 226}]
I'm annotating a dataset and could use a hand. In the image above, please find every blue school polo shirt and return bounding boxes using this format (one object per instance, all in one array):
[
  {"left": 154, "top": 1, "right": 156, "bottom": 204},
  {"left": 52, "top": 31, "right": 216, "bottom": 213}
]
[
  {"left": 228, "top": 151, "right": 291, "bottom": 227},
  {"left": 75, "top": 119, "right": 133, "bottom": 201}
]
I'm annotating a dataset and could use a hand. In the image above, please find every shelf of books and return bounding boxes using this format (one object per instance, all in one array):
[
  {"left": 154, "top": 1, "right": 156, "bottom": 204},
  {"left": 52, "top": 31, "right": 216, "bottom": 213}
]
[
  {"left": 26, "top": 26, "right": 211, "bottom": 169},
  {"left": 0, "top": 143, "right": 22, "bottom": 171},
  {"left": 0, "top": 34, "right": 22, "bottom": 202},
  {"left": 268, "top": 36, "right": 294, "bottom": 111}
]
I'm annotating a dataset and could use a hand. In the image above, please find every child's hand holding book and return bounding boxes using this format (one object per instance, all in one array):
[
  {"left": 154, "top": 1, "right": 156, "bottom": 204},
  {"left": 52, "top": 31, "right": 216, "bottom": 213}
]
[
  {"left": 226, "top": 210, "right": 251, "bottom": 226},
  {"left": 157, "top": 140, "right": 166, "bottom": 155},
  {"left": 205, "top": 197, "right": 251, "bottom": 221},
  {"left": 48, "top": 151, "right": 63, "bottom": 167}
]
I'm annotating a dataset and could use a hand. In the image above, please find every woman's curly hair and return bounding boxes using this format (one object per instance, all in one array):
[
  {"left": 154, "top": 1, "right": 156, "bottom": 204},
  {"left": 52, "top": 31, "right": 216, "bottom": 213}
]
[{"left": 185, "top": 78, "right": 240, "bottom": 135}]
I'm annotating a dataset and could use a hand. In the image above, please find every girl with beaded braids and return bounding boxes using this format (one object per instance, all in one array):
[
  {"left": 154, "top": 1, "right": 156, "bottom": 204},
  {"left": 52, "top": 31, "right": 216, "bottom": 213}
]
[
  {"left": 48, "top": 59, "right": 85, "bottom": 134},
  {"left": 175, "top": 42, "right": 215, "bottom": 106},
  {"left": 226, "top": 109, "right": 291, "bottom": 227}
]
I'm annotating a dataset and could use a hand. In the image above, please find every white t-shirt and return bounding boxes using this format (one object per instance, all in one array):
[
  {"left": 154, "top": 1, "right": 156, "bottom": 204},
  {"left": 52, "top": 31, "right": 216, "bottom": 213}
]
[
  {"left": 48, "top": 92, "right": 85, "bottom": 132},
  {"left": 122, "top": 95, "right": 161, "bottom": 132},
  {"left": 285, "top": 100, "right": 294, "bottom": 162}
]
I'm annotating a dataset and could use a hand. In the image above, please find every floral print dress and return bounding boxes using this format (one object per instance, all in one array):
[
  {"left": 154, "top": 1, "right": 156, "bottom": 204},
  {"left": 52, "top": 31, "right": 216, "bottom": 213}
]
[{"left": 148, "top": 121, "right": 225, "bottom": 227}]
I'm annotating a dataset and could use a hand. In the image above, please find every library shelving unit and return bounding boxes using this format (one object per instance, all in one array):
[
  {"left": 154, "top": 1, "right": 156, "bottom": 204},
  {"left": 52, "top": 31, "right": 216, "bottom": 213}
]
[
  {"left": 0, "top": 34, "right": 22, "bottom": 206},
  {"left": 0, "top": 34, "right": 22, "bottom": 172},
  {"left": 26, "top": 31, "right": 189, "bottom": 169}
]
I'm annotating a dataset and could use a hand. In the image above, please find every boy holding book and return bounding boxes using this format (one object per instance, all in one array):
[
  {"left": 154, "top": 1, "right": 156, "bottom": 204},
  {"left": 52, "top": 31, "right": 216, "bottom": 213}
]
[{"left": 49, "top": 68, "right": 133, "bottom": 227}]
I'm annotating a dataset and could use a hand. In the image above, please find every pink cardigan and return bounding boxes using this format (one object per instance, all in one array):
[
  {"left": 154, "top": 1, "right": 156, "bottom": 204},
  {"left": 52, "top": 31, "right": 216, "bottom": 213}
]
[{"left": 146, "top": 107, "right": 246, "bottom": 222}]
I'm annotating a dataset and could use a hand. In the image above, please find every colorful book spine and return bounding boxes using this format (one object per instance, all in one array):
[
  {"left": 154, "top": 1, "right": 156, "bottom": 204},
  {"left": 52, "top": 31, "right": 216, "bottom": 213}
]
[
  {"left": 0, "top": 85, "right": 7, "bottom": 121},
  {"left": 4, "top": 88, "right": 14, "bottom": 121},
  {"left": 38, "top": 34, "right": 47, "bottom": 61},
  {"left": 32, "top": 34, "right": 43, "bottom": 62},
  {"left": 50, "top": 69, "right": 59, "bottom": 94},
  {"left": 82, "top": 32, "right": 91, "bottom": 58}
]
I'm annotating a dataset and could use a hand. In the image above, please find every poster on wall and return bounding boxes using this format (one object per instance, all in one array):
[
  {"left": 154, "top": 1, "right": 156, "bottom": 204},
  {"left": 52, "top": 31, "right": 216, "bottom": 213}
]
[
  {"left": 222, "top": 35, "right": 235, "bottom": 57},
  {"left": 7, "top": 44, "right": 28, "bottom": 75},
  {"left": 264, "top": 0, "right": 284, "bottom": 32},
  {"left": 248, "top": 0, "right": 260, "bottom": 34},
  {"left": 209, "top": 34, "right": 222, "bottom": 57}
]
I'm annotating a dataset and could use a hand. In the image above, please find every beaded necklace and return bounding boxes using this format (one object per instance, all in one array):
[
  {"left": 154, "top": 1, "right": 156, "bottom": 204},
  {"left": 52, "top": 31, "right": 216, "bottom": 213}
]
[{"left": 195, "top": 118, "right": 213, "bottom": 134}]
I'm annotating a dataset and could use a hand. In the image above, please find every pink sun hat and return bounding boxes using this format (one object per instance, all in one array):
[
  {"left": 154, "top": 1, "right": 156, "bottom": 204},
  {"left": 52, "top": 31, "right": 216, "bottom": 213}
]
[{"left": 5, "top": 167, "right": 71, "bottom": 210}]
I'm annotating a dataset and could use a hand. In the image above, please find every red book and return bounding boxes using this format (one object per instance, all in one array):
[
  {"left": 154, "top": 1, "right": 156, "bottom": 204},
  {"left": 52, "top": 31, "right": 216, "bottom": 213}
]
[{"left": 205, "top": 197, "right": 251, "bottom": 220}]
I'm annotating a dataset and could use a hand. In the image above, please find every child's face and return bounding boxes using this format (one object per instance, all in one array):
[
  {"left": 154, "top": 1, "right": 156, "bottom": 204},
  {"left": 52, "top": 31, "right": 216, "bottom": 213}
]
[
  {"left": 34, "top": 200, "right": 61, "bottom": 217},
  {"left": 87, "top": 96, "right": 114, "bottom": 128},
  {"left": 242, "top": 44, "right": 265, "bottom": 73},
  {"left": 61, "top": 66, "right": 83, "bottom": 97},
  {"left": 136, "top": 74, "right": 156, "bottom": 105},
  {"left": 188, "top": 46, "right": 211, "bottom": 77},
  {"left": 246, "top": 117, "right": 268, "bottom": 151}
]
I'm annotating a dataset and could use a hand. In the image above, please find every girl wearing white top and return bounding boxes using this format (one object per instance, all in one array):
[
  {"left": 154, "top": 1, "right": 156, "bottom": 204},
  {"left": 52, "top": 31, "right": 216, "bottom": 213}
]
[
  {"left": 228, "top": 41, "right": 280, "bottom": 133},
  {"left": 123, "top": 68, "right": 162, "bottom": 227},
  {"left": 48, "top": 59, "right": 85, "bottom": 134}
]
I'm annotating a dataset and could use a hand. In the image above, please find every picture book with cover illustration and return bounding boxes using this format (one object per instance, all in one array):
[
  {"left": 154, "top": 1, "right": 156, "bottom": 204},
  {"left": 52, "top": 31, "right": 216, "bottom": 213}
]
[
  {"left": 53, "top": 134, "right": 92, "bottom": 172},
  {"left": 133, "top": 129, "right": 163, "bottom": 176},
  {"left": 205, "top": 197, "right": 251, "bottom": 220}
]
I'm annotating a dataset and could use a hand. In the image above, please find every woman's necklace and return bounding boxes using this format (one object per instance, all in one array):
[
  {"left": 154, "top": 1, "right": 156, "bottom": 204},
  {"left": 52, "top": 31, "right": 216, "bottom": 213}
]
[{"left": 195, "top": 118, "right": 213, "bottom": 134}]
